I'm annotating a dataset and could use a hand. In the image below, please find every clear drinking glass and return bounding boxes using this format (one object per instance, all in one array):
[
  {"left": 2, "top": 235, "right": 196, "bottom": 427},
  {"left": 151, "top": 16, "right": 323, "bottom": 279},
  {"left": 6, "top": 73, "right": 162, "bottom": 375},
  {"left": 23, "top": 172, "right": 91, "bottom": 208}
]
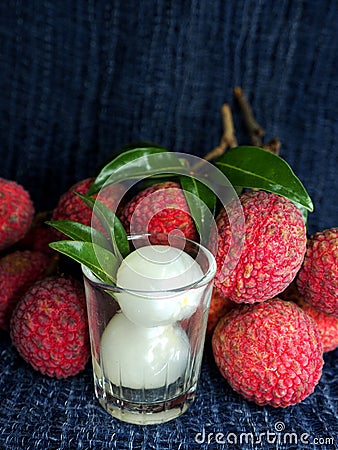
[{"left": 82, "top": 234, "right": 216, "bottom": 425}]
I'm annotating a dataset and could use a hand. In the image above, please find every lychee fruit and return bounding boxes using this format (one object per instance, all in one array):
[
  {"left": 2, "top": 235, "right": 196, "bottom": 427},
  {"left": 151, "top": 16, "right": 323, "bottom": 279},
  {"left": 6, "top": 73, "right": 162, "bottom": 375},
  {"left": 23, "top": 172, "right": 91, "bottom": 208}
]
[
  {"left": 10, "top": 276, "right": 90, "bottom": 378},
  {"left": 297, "top": 227, "right": 338, "bottom": 316},
  {"left": 206, "top": 289, "right": 235, "bottom": 334},
  {"left": 214, "top": 190, "right": 307, "bottom": 303},
  {"left": 212, "top": 298, "right": 323, "bottom": 407},
  {"left": 18, "top": 212, "right": 56, "bottom": 255},
  {"left": 0, "top": 250, "right": 50, "bottom": 330},
  {"left": 119, "top": 181, "right": 198, "bottom": 243},
  {"left": 51, "top": 178, "right": 124, "bottom": 238},
  {"left": 281, "top": 281, "right": 338, "bottom": 353},
  {"left": 296, "top": 297, "right": 338, "bottom": 353},
  {"left": 0, "top": 178, "right": 35, "bottom": 251}
]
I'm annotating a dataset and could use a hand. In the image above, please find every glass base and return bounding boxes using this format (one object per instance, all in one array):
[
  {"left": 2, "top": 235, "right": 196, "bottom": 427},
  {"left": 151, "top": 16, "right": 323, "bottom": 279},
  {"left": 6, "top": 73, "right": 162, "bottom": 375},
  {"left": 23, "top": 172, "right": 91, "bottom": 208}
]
[{"left": 94, "top": 375, "right": 197, "bottom": 425}]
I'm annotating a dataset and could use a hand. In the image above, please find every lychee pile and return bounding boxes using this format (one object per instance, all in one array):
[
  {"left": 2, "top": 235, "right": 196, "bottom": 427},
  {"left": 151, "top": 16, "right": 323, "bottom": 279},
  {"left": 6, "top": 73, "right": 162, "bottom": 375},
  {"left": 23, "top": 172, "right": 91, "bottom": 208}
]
[
  {"left": 0, "top": 143, "right": 337, "bottom": 412},
  {"left": 0, "top": 177, "right": 91, "bottom": 378},
  {"left": 211, "top": 208, "right": 337, "bottom": 407}
]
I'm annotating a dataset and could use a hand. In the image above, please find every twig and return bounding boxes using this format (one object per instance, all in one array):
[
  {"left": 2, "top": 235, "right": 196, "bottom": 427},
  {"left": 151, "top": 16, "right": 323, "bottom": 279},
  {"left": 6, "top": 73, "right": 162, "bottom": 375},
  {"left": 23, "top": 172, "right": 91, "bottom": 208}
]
[
  {"left": 220, "top": 103, "right": 238, "bottom": 149},
  {"left": 192, "top": 104, "right": 237, "bottom": 171},
  {"left": 234, "top": 86, "right": 265, "bottom": 146},
  {"left": 262, "top": 138, "right": 281, "bottom": 156}
]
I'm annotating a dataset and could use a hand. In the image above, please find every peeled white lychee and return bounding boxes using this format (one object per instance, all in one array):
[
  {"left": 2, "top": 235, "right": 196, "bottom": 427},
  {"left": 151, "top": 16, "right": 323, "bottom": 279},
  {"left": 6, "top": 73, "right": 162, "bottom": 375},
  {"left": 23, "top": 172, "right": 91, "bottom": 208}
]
[
  {"left": 100, "top": 311, "right": 190, "bottom": 389},
  {"left": 115, "top": 245, "right": 204, "bottom": 327}
]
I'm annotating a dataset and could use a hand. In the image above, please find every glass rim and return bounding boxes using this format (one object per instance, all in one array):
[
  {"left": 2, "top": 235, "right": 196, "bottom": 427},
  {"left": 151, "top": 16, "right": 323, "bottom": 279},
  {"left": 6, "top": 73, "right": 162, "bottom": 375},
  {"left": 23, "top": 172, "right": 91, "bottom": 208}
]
[{"left": 82, "top": 233, "right": 217, "bottom": 295}]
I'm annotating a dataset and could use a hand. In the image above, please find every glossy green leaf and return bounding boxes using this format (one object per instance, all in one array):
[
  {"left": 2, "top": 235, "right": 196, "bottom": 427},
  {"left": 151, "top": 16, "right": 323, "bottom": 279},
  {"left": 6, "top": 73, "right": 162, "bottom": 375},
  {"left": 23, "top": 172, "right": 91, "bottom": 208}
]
[
  {"left": 46, "top": 220, "right": 112, "bottom": 251},
  {"left": 76, "top": 193, "right": 130, "bottom": 259},
  {"left": 179, "top": 175, "right": 216, "bottom": 236},
  {"left": 49, "top": 241, "right": 118, "bottom": 284},
  {"left": 119, "top": 141, "right": 167, "bottom": 153},
  {"left": 215, "top": 146, "right": 314, "bottom": 211},
  {"left": 88, "top": 145, "right": 184, "bottom": 195}
]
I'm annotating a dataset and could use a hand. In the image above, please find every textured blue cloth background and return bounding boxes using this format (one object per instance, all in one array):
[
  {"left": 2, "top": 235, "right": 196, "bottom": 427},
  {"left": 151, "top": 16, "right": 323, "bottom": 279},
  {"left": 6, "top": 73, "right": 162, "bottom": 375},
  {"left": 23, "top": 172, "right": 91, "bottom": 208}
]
[{"left": 0, "top": 1, "right": 337, "bottom": 449}]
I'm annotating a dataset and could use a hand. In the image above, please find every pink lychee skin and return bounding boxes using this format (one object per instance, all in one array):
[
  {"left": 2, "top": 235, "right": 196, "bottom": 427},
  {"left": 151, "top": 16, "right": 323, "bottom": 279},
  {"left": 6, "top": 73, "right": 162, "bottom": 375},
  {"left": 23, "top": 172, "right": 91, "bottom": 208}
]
[
  {"left": 0, "top": 250, "right": 50, "bottom": 330},
  {"left": 280, "top": 282, "right": 338, "bottom": 353},
  {"left": 119, "top": 181, "right": 198, "bottom": 242},
  {"left": 51, "top": 178, "right": 124, "bottom": 238},
  {"left": 51, "top": 178, "right": 94, "bottom": 226},
  {"left": 10, "top": 276, "right": 90, "bottom": 379},
  {"left": 296, "top": 298, "right": 338, "bottom": 353},
  {"left": 215, "top": 190, "right": 307, "bottom": 303},
  {"left": 212, "top": 299, "right": 323, "bottom": 408},
  {"left": 0, "top": 178, "right": 35, "bottom": 251},
  {"left": 297, "top": 228, "right": 338, "bottom": 317}
]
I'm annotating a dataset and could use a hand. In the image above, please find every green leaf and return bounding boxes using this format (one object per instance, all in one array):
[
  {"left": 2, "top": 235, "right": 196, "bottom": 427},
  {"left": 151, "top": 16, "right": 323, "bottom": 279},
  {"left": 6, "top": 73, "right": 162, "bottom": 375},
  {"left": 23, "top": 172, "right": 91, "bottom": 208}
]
[
  {"left": 215, "top": 146, "right": 314, "bottom": 211},
  {"left": 179, "top": 175, "right": 216, "bottom": 236},
  {"left": 49, "top": 241, "right": 118, "bottom": 284},
  {"left": 87, "top": 145, "right": 185, "bottom": 195},
  {"left": 119, "top": 141, "right": 167, "bottom": 153},
  {"left": 46, "top": 220, "right": 112, "bottom": 251},
  {"left": 76, "top": 193, "right": 130, "bottom": 259}
]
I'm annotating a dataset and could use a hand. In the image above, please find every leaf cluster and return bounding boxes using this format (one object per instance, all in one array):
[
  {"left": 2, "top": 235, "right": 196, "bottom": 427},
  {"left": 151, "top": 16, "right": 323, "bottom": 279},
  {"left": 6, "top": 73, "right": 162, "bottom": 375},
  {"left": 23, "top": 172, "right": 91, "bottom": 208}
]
[{"left": 47, "top": 143, "right": 313, "bottom": 283}]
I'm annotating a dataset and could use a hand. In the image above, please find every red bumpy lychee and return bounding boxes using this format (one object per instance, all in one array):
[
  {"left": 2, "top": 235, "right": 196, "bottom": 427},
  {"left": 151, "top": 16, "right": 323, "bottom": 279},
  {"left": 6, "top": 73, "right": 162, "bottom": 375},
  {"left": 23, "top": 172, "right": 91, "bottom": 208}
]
[
  {"left": 281, "top": 282, "right": 338, "bottom": 353},
  {"left": 212, "top": 299, "right": 323, "bottom": 407},
  {"left": 0, "top": 178, "right": 34, "bottom": 251},
  {"left": 18, "top": 212, "right": 56, "bottom": 255},
  {"left": 297, "top": 297, "right": 338, "bottom": 353},
  {"left": 51, "top": 178, "right": 124, "bottom": 237},
  {"left": 0, "top": 250, "right": 50, "bottom": 330},
  {"left": 214, "top": 190, "right": 307, "bottom": 303},
  {"left": 297, "top": 227, "right": 338, "bottom": 317},
  {"left": 119, "top": 181, "right": 198, "bottom": 242},
  {"left": 10, "top": 276, "right": 90, "bottom": 378}
]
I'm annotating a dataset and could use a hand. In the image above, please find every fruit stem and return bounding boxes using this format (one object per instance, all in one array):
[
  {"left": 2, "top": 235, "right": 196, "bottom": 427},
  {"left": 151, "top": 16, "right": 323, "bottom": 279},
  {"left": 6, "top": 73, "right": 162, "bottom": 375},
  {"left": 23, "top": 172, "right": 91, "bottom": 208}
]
[
  {"left": 234, "top": 86, "right": 265, "bottom": 146},
  {"left": 234, "top": 87, "right": 281, "bottom": 155},
  {"left": 262, "top": 138, "right": 281, "bottom": 155},
  {"left": 192, "top": 104, "right": 237, "bottom": 171}
]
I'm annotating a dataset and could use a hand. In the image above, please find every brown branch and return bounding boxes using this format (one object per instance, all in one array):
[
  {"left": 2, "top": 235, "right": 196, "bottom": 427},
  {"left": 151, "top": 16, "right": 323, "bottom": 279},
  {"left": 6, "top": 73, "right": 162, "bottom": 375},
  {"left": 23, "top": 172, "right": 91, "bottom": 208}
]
[
  {"left": 262, "top": 138, "right": 281, "bottom": 156},
  {"left": 234, "top": 86, "right": 265, "bottom": 146},
  {"left": 220, "top": 103, "right": 238, "bottom": 149},
  {"left": 193, "top": 104, "right": 238, "bottom": 171}
]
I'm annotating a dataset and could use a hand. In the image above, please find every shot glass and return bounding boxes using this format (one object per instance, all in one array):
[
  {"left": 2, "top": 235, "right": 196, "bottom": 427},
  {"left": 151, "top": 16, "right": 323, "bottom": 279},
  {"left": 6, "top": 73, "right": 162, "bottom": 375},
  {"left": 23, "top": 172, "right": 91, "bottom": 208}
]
[{"left": 82, "top": 234, "right": 216, "bottom": 425}]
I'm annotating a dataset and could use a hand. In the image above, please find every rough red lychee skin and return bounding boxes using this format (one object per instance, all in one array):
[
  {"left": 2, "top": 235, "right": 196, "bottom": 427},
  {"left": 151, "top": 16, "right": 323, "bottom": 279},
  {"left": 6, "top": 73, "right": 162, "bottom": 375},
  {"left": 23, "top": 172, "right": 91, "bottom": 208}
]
[
  {"left": 10, "top": 276, "right": 90, "bottom": 379},
  {"left": 23, "top": 222, "right": 57, "bottom": 254},
  {"left": 206, "top": 289, "right": 236, "bottom": 334},
  {"left": 280, "top": 282, "right": 338, "bottom": 352},
  {"left": 0, "top": 178, "right": 35, "bottom": 251},
  {"left": 212, "top": 299, "right": 323, "bottom": 407},
  {"left": 19, "top": 213, "right": 56, "bottom": 255},
  {"left": 0, "top": 250, "right": 50, "bottom": 330},
  {"left": 119, "top": 181, "right": 198, "bottom": 243},
  {"left": 297, "top": 228, "right": 338, "bottom": 317},
  {"left": 296, "top": 298, "right": 338, "bottom": 353},
  {"left": 214, "top": 190, "right": 307, "bottom": 303},
  {"left": 51, "top": 178, "right": 94, "bottom": 225},
  {"left": 51, "top": 178, "right": 124, "bottom": 238}
]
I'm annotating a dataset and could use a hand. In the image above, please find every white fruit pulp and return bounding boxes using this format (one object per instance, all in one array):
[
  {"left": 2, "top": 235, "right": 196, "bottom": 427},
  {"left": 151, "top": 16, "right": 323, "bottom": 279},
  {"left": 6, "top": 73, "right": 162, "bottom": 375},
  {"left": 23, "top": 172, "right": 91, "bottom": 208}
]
[{"left": 100, "top": 245, "right": 204, "bottom": 390}]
